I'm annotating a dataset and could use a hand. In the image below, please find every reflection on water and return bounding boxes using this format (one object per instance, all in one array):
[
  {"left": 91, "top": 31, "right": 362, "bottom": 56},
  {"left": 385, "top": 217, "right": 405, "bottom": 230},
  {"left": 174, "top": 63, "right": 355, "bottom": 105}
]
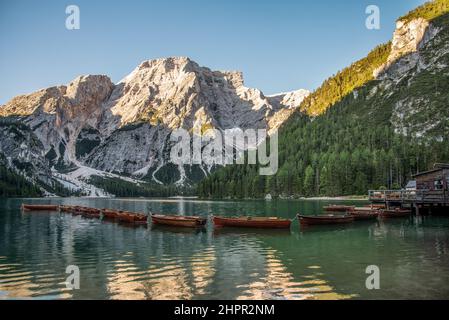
[
  {"left": 236, "top": 250, "right": 356, "bottom": 300},
  {"left": 190, "top": 247, "right": 216, "bottom": 296},
  {"left": 1, "top": 198, "right": 449, "bottom": 299},
  {"left": 0, "top": 256, "right": 73, "bottom": 299}
]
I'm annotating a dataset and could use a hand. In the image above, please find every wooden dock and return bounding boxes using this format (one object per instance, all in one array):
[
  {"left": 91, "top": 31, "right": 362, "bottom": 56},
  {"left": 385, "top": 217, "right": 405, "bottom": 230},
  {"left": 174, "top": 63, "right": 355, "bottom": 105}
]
[{"left": 368, "top": 163, "right": 449, "bottom": 215}]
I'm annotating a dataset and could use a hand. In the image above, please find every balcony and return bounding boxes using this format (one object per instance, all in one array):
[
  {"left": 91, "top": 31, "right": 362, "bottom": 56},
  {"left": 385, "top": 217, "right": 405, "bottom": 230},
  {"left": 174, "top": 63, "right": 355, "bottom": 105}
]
[
  {"left": 368, "top": 190, "right": 416, "bottom": 202},
  {"left": 368, "top": 189, "right": 449, "bottom": 204}
]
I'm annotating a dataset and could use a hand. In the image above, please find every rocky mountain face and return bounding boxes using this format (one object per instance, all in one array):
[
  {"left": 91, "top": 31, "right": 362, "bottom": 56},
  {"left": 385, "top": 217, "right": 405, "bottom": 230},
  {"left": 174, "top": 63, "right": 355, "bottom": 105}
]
[
  {"left": 0, "top": 57, "right": 309, "bottom": 196},
  {"left": 368, "top": 13, "right": 449, "bottom": 139},
  {"left": 373, "top": 17, "right": 440, "bottom": 78}
]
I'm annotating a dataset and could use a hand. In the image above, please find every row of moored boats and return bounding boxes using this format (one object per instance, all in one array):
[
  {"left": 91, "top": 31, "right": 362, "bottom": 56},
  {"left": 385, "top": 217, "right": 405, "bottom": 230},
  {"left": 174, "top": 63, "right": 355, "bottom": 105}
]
[
  {"left": 21, "top": 203, "right": 412, "bottom": 229},
  {"left": 305, "top": 204, "right": 412, "bottom": 225}
]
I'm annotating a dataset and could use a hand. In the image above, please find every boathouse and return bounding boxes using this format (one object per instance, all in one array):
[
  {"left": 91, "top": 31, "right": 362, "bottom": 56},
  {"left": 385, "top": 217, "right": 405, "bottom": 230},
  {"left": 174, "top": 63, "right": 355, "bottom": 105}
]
[
  {"left": 413, "top": 163, "right": 449, "bottom": 206},
  {"left": 369, "top": 163, "right": 449, "bottom": 214}
]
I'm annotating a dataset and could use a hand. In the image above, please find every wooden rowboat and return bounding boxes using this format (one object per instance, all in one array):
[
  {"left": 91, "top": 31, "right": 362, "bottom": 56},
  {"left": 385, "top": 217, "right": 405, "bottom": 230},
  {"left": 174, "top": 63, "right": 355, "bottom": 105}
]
[
  {"left": 115, "top": 211, "right": 147, "bottom": 223},
  {"left": 132, "top": 213, "right": 148, "bottom": 222},
  {"left": 101, "top": 209, "right": 148, "bottom": 224},
  {"left": 82, "top": 207, "right": 101, "bottom": 214},
  {"left": 82, "top": 212, "right": 101, "bottom": 219},
  {"left": 102, "top": 209, "right": 119, "bottom": 219},
  {"left": 364, "top": 204, "right": 385, "bottom": 209},
  {"left": 21, "top": 204, "right": 59, "bottom": 211},
  {"left": 349, "top": 208, "right": 379, "bottom": 221},
  {"left": 379, "top": 209, "right": 411, "bottom": 218},
  {"left": 59, "top": 205, "right": 75, "bottom": 213},
  {"left": 71, "top": 206, "right": 84, "bottom": 216},
  {"left": 213, "top": 216, "right": 291, "bottom": 229},
  {"left": 323, "top": 205, "right": 355, "bottom": 212},
  {"left": 151, "top": 214, "right": 207, "bottom": 228},
  {"left": 73, "top": 206, "right": 100, "bottom": 218},
  {"left": 117, "top": 212, "right": 136, "bottom": 223},
  {"left": 297, "top": 214, "right": 354, "bottom": 225}
]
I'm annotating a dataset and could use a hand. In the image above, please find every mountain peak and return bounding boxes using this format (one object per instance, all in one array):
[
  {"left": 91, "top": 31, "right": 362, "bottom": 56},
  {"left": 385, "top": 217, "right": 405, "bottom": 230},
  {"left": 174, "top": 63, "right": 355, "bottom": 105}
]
[
  {"left": 118, "top": 56, "right": 199, "bottom": 85},
  {"left": 137, "top": 56, "right": 195, "bottom": 70}
]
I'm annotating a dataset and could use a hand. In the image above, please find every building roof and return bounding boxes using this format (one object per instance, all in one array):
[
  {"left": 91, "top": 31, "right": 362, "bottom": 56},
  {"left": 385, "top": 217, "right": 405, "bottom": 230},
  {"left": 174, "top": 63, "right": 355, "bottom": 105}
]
[
  {"left": 412, "top": 168, "right": 441, "bottom": 177},
  {"left": 412, "top": 163, "right": 449, "bottom": 177}
]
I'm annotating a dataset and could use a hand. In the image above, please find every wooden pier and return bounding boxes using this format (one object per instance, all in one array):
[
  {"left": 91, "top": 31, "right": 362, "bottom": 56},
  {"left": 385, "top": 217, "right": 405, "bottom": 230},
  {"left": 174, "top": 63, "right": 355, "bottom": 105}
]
[{"left": 368, "top": 163, "right": 449, "bottom": 215}]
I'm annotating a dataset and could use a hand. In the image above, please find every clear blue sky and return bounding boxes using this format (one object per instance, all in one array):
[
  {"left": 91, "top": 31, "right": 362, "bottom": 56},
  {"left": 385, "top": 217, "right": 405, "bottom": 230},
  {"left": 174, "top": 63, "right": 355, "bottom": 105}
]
[{"left": 0, "top": 0, "right": 426, "bottom": 104}]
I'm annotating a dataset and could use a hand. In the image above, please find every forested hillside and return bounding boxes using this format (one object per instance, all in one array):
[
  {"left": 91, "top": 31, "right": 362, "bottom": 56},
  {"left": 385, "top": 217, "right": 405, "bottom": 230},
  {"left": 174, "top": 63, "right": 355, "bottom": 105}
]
[
  {"left": 400, "top": 0, "right": 449, "bottom": 22},
  {"left": 88, "top": 175, "right": 195, "bottom": 197},
  {"left": 299, "top": 43, "right": 391, "bottom": 116},
  {"left": 0, "top": 164, "right": 42, "bottom": 197},
  {"left": 198, "top": 4, "right": 449, "bottom": 199}
]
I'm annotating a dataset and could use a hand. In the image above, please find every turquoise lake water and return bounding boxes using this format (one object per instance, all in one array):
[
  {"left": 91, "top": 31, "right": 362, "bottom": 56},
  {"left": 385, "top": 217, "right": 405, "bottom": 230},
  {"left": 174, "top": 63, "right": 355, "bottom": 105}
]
[{"left": 0, "top": 197, "right": 448, "bottom": 299}]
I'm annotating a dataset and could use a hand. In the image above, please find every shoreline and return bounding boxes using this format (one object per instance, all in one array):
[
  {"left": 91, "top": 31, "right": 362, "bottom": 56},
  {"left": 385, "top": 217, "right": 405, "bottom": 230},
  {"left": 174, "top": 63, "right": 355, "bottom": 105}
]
[
  {"left": 297, "top": 196, "right": 368, "bottom": 201},
  {"left": 6, "top": 195, "right": 369, "bottom": 201}
]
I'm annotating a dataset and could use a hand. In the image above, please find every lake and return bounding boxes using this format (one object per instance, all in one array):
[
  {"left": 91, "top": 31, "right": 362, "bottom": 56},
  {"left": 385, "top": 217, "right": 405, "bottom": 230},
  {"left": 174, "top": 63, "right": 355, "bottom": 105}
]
[{"left": 0, "top": 197, "right": 448, "bottom": 299}]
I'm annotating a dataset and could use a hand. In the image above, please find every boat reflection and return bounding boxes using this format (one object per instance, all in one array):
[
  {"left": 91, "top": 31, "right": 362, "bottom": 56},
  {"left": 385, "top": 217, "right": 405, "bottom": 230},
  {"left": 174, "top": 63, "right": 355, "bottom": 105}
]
[
  {"left": 213, "top": 227, "right": 291, "bottom": 237},
  {"left": 150, "top": 225, "right": 207, "bottom": 234}
]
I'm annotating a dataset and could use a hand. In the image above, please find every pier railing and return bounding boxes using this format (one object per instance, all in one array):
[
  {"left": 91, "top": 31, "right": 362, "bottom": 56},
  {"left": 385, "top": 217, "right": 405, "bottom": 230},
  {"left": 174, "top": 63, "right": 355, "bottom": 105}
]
[
  {"left": 368, "top": 190, "right": 417, "bottom": 202},
  {"left": 369, "top": 189, "right": 448, "bottom": 204}
]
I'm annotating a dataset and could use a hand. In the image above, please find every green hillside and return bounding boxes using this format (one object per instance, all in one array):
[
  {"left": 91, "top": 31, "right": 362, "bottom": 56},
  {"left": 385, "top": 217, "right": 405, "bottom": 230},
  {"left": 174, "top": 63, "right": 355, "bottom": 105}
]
[
  {"left": 198, "top": 5, "right": 449, "bottom": 199},
  {"left": 400, "top": 0, "right": 449, "bottom": 22},
  {"left": 0, "top": 163, "right": 42, "bottom": 197}
]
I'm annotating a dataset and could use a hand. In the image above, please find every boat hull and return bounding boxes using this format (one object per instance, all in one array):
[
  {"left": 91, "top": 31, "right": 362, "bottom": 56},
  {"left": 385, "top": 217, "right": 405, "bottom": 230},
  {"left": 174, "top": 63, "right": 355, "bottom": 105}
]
[
  {"left": 152, "top": 215, "right": 207, "bottom": 228},
  {"left": 102, "top": 209, "right": 119, "bottom": 219},
  {"left": 213, "top": 216, "right": 291, "bottom": 229},
  {"left": 349, "top": 211, "right": 379, "bottom": 221},
  {"left": 379, "top": 209, "right": 411, "bottom": 218},
  {"left": 298, "top": 214, "right": 354, "bottom": 225},
  {"left": 59, "top": 205, "right": 74, "bottom": 213},
  {"left": 348, "top": 207, "right": 379, "bottom": 221},
  {"left": 21, "top": 204, "right": 59, "bottom": 211},
  {"left": 323, "top": 205, "right": 355, "bottom": 212}
]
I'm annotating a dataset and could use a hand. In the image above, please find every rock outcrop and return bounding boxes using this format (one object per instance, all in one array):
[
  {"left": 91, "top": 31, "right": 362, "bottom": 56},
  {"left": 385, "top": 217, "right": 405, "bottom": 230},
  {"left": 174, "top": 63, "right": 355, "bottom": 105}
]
[
  {"left": 367, "top": 13, "right": 449, "bottom": 139},
  {"left": 374, "top": 17, "right": 441, "bottom": 79}
]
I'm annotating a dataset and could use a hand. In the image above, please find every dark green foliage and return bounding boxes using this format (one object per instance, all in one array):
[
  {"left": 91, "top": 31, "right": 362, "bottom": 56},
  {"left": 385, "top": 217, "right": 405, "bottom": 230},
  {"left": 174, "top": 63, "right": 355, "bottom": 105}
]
[
  {"left": 45, "top": 146, "right": 57, "bottom": 163},
  {"left": 36, "top": 179, "right": 81, "bottom": 197},
  {"left": 11, "top": 159, "right": 34, "bottom": 173},
  {"left": 54, "top": 142, "right": 77, "bottom": 172},
  {"left": 399, "top": 0, "right": 449, "bottom": 23},
  {"left": 75, "top": 138, "right": 100, "bottom": 158},
  {"left": 58, "top": 142, "right": 65, "bottom": 156},
  {"left": 184, "top": 164, "right": 207, "bottom": 183},
  {"left": 0, "top": 164, "right": 42, "bottom": 197},
  {"left": 75, "top": 127, "right": 101, "bottom": 158},
  {"left": 300, "top": 43, "right": 391, "bottom": 115},
  {"left": 88, "top": 175, "right": 194, "bottom": 197},
  {"left": 154, "top": 163, "right": 181, "bottom": 184}
]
